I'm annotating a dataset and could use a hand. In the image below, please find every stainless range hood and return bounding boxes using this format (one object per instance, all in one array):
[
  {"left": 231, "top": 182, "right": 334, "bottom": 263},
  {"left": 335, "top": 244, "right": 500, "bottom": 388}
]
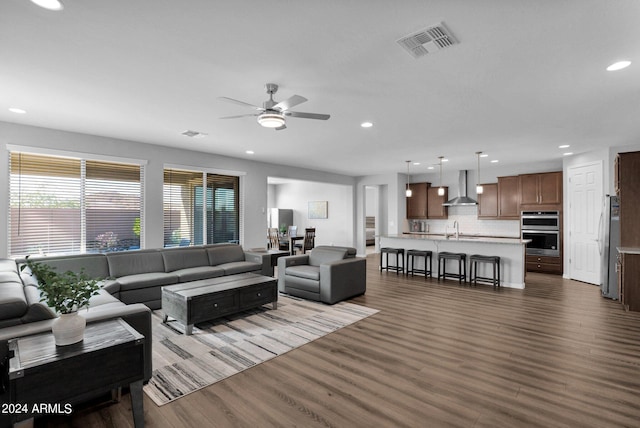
[{"left": 443, "top": 170, "right": 478, "bottom": 206}]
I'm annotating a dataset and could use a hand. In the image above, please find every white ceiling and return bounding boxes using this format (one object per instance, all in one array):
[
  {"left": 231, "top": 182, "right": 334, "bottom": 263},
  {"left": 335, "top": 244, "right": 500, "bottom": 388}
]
[{"left": 2, "top": 1, "right": 640, "bottom": 176}]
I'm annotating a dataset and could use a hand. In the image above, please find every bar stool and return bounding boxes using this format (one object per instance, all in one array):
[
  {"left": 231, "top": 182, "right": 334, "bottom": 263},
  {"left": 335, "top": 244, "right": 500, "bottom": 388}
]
[
  {"left": 437, "top": 252, "right": 467, "bottom": 283},
  {"left": 380, "top": 247, "right": 405, "bottom": 275},
  {"left": 406, "top": 249, "right": 433, "bottom": 279},
  {"left": 469, "top": 255, "right": 501, "bottom": 288}
]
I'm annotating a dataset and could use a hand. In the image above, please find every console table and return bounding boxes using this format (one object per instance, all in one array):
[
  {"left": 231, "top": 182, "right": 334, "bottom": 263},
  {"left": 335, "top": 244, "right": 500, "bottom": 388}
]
[{"left": 7, "top": 318, "right": 145, "bottom": 427}]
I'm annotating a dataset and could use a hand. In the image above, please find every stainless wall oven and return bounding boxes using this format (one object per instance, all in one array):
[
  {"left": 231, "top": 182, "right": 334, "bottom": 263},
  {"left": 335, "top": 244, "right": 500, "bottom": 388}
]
[{"left": 521, "top": 211, "right": 560, "bottom": 257}]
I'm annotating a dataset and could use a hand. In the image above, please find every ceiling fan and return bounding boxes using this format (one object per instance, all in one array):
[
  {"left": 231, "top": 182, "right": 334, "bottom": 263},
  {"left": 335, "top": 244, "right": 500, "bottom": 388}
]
[{"left": 219, "top": 83, "right": 330, "bottom": 130}]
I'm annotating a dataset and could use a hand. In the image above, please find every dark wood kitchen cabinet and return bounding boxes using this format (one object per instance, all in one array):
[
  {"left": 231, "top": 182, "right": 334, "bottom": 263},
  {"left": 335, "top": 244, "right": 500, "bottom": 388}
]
[
  {"left": 618, "top": 252, "right": 640, "bottom": 312},
  {"left": 497, "top": 176, "right": 520, "bottom": 219},
  {"left": 526, "top": 254, "right": 562, "bottom": 275},
  {"left": 477, "top": 183, "right": 498, "bottom": 218},
  {"left": 519, "top": 171, "right": 562, "bottom": 208},
  {"left": 427, "top": 185, "right": 448, "bottom": 219},
  {"left": 616, "top": 152, "right": 640, "bottom": 248},
  {"left": 406, "top": 182, "right": 428, "bottom": 219},
  {"left": 616, "top": 151, "right": 640, "bottom": 312}
]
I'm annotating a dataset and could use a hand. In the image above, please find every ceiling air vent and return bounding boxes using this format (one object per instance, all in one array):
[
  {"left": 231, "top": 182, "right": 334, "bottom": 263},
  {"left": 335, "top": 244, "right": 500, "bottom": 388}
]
[
  {"left": 397, "top": 23, "right": 457, "bottom": 59},
  {"left": 181, "top": 130, "right": 207, "bottom": 138}
]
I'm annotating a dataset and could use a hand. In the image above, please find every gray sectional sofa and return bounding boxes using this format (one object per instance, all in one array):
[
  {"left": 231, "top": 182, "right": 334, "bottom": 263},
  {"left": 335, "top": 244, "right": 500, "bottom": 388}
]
[
  {"left": 0, "top": 243, "right": 271, "bottom": 386},
  {"left": 278, "top": 245, "right": 366, "bottom": 304}
]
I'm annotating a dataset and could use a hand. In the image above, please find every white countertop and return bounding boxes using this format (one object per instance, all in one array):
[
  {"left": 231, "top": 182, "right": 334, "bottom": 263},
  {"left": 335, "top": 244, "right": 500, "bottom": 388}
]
[
  {"left": 384, "top": 233, "right": 530, "bottom": 245},
  {"left": 617, "top": 247, "right": 640, "bottom": 255}
]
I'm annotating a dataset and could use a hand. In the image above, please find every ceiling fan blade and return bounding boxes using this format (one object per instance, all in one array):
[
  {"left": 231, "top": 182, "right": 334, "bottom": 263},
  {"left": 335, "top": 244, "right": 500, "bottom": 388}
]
[
  {"left": 273, "top": 95, "right": 307, "bottom": 111},
  {"left": 218, "top": 96, "right": 263, "bottom": 110},
  {"left": 219, "top": 114, "right": 258, "bottom": 119},
  {"left": 275, "top": 124, "right": 287, "bottom": 131},
  {"left": 285, "top": 111, "right": 330, "bottom": 120}
]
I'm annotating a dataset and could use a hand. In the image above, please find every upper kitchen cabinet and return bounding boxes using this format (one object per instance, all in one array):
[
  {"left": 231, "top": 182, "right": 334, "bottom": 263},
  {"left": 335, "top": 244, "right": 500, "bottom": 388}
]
[
  {"left": 406, "top": 182, "right": 428, "bottom": 219},
  {"left": 477, "top": 183, "right": 498, "bottom": 218},
  {"left": 519, "top": 171, "right": 562, "bottom": 208},
  {"left": 497, "top": 176, "right": 520, "bottom": 219},
  {"left": 427, "top": 185, "right": 448, "bottom": 219},
  {"left": 616, "top": 152, "right": 640, "bottom": 248}
]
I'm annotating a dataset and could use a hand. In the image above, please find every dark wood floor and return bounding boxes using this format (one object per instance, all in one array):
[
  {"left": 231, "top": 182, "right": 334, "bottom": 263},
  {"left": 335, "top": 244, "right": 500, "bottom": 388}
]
[{"left": 41, "top": 254, "right": 640, "bottom": 427}]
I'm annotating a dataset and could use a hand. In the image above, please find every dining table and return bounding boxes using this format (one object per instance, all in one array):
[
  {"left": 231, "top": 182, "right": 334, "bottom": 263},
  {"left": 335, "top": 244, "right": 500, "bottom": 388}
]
[{"left": 281, "top": 234, "right": 304, "bottom": 254}]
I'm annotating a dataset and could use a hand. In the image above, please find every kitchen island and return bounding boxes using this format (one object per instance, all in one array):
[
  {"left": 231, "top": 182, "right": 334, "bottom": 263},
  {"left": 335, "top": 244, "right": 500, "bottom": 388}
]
[{"left": 380, "top": 233, "right": 530, "bottom": 288}]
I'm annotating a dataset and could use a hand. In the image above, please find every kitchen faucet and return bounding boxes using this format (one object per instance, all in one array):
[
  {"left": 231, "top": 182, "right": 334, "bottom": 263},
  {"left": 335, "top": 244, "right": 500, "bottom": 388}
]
[{"left": 453, "top": 220, "right": 459, "bottom": 239}]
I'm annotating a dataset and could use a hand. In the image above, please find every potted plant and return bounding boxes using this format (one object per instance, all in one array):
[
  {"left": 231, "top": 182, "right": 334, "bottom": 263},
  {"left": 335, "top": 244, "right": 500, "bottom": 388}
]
[{"left": 21, "top": 257, "right": 101, "bottom": 346}]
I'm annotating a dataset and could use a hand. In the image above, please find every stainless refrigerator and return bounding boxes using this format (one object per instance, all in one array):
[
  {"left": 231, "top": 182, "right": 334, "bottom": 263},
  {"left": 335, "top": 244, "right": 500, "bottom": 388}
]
[{"left": 601, "top": 195, "right": 620, "bottom": 299}]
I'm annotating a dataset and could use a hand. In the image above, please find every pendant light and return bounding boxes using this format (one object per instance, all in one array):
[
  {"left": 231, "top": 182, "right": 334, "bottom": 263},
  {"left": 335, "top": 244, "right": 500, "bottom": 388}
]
[
  {"left": 437, "top": 156, "right": 445, "bottom": 196},
  {"left": 405, "top": 160, "right": 413, "bottom": 197},
  {"left": 476, "top": 151, "right": 484, "bottom": 195}
]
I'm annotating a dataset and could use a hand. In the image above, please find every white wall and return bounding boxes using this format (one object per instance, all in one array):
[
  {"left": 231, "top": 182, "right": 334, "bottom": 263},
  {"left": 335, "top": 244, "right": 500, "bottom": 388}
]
[
  {"left": 0, "top": 121, "right": 355, "bottom": 257},
  {"left": 561, "top": 143, "right": 640, "bottom": 278},
  {"left": 269, "top": 180, "right": 354, "bottom": 247},
  {"left": 365, "top": 187, "right": 377, "bottom": 216}
]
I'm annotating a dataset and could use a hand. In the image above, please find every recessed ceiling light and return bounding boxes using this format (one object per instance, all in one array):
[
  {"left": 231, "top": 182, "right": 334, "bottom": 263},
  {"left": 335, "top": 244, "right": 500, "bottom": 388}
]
[
  {"left": 427, "top": 166, "right": 434, "bottom": 170},
  {"left": 361, "top": 122, "right": 373, "bottom": 128},
  {"left": 558, "top": 144, "right": 570, "bottom": 149},
  {"left": 412, "top": 162, "right": 420, "bottom": 166},
  {"left": 8, "top": 107, "right": 26, "bottom": 114},
  {"left": 491, "top": 160, "right": 499, "bottom": 163},
  {"left": 607, "top": 61, "right": 631, "bottom": 71},
  {"left": 30, "top": 0, "right": 64, "bottom": 11},
  {"left": 480, "top": 153, "right": 488, "bottom": 158},
  {"left": 442, "top": 158, "right": 449, "bottom": 162},
  {"left": 245, "top": 150, "right": 254, "bottom": 155},
  {"left": 563, "top": 152, "right": 573, "bottom": 156}
]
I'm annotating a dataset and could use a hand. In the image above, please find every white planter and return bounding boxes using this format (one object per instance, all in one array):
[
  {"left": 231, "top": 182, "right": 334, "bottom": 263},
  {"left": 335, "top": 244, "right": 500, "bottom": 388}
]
[{"left": 52, "top": 312, "right": 86, "bottom": 346}]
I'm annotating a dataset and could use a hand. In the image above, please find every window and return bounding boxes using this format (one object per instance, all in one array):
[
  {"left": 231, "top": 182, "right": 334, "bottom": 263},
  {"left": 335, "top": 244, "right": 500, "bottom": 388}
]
[
  {"left": 163, "top": 168, "right": 239, "bottom": 247},
  {"left": 9, "top": 152, "right": 144, "bottom": 256}
]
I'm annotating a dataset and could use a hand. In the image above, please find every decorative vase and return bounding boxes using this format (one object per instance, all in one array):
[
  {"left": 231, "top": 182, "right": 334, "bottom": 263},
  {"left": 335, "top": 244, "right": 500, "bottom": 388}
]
[{"left": 52, "top": 312, "right": 86, "bottom": 346}]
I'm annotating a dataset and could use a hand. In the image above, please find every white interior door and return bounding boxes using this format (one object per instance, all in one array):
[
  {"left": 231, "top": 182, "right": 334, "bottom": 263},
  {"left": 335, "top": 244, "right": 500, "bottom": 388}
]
[{"left": 568, "top": 162, "right": 603, "bottom": 284}]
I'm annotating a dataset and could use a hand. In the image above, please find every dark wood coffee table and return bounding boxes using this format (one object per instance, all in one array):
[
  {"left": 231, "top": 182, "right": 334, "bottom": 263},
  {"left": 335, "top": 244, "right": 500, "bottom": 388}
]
[{"left": 161, "top": 273, "right": 278, "bottom": 335}]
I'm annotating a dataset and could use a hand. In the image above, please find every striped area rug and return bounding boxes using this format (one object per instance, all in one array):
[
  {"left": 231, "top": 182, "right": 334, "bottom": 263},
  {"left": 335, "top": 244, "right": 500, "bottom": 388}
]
[{"left": 143, "top": 295, "right": 379, "bottom": 406}]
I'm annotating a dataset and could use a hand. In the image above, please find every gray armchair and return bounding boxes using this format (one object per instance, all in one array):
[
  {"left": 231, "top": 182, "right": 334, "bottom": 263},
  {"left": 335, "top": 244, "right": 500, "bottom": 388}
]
[{"left": 277, "top": 246, "right": 366, "bottom": 304}]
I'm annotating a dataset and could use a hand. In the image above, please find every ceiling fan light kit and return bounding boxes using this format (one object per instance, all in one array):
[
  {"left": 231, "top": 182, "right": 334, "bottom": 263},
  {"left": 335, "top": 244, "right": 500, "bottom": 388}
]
[
  {"left": 220, "top": 83, "right": 330, "bottom": 131},
  {"left": 257, "top": 112, "right": 285, "bottom": 128}
]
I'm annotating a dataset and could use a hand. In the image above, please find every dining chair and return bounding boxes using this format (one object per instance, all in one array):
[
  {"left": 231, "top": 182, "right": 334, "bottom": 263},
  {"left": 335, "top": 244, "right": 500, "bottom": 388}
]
[
  {"left": 295, "top": 228, "right": 316, "bottom": 254},
  {"left": 267, "top": 228, "right": 280, "bottom": 249}
]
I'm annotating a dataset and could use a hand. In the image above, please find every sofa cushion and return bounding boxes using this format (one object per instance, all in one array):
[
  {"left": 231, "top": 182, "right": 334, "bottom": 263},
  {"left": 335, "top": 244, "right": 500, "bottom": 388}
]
[
  {"left": 283, "top": 275, "right": 320, "bottom": 294},
  {"left": 285, "top": 265, "right": 321, "bottom": 281},
  {"left": 0, "top": 281, "right": 27, "bottom": 321},
  {"left": 89, "top": 289, "right": 124, "bottom": 307},
  {"left": 20, "top": 254, "right": 110, "bottom": 280},
  {"left": 116, "top": 272, "right": 179, "bottom": 291},
  {"left": 100, "top": 279, "right": 121, "bottom": 295},
  {"left": 107, "top": 250, "right": 166, "bottom": 278},
  {"left": 206, "top": 244, "right": 245, "bottom": 266},
  {"left": 173, "top": 266, "right": 225, "bottom": 282},
  {"left": 218, "top": 261, "right": 262, "bottom": 276},
  {"left": 308, "top": 247, "right": 348, "bottom": 267},
  {"left": 161, "top": 247, "right": 210, "bottom": 272},
  {"left": 0, "top": 260, "right": 28, "bottom": 321},
  {"left": 21, "top": 284, "right": 56, "bottom": 323}
]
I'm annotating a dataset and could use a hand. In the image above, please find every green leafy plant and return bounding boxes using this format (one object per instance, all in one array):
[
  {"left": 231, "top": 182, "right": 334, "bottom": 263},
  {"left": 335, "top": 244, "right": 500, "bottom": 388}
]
[{"left": 21, "top": 257, "right": 101, "bottom": 314}]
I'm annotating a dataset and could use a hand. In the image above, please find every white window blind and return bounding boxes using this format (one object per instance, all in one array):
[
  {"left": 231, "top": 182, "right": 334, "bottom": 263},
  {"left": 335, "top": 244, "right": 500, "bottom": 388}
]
[
  {"left": 9, "top": 152, "right": 143, "bottom": 256},
  {"left": 163, "top": 168, "right": 239, "bottom": 247}
]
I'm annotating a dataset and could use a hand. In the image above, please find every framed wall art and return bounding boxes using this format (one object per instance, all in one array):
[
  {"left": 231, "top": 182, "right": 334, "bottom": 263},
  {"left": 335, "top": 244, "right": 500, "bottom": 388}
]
[{"left": 308, "top": 201, "right": 328, "bottom": 219}]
